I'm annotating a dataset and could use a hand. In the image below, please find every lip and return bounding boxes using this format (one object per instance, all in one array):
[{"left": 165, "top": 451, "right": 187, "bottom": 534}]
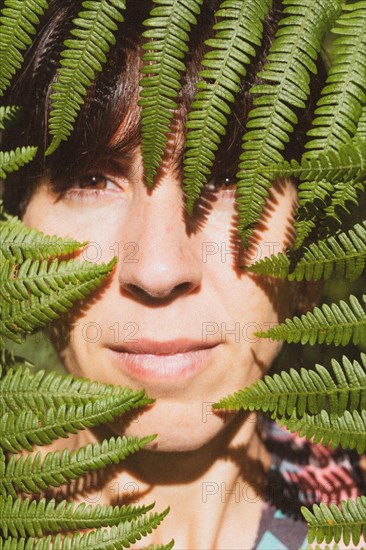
[{"left": 107, "top": 338, "right": 219, "bottom": 381}]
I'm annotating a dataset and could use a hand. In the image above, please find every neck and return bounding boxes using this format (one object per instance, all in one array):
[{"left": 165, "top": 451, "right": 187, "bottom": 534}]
[{"left": 75, "top": 414, "right": 271, "bottom": 549}]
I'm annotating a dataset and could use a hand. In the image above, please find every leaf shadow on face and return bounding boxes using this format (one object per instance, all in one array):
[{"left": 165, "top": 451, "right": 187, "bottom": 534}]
[{"left": 227, "top": 178, "right": 299, "bottom": 318}]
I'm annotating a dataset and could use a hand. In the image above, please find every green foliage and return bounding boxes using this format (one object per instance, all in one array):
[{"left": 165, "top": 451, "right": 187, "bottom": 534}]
[
  {"left": 1, "top": 437, "right": 157, "bottom": 497},
  {"left": 356, "top": 106, "right": 366, "bottom": 140},
  {"left": 214, "top": 353, "right": 366, "bottom": 418},
  {"left": 291, "top": 1, "right": 366, "bottom": 247},
  {"left": 0, "top": 106, "right": 20, "bottom": 130},
  {"left": 278, "top": 408, "right": 366, "bottom": 454},
  {"left": 257, "top": 294, "right": 366, "bottom": 345},
  {"left": 2, "top": 0, "right": 366, "bottom": 546},
  {"left": 0, "top": 508, "right": 171, "bottom": 549},
  {"left": 183, "top": 0, "right": 271, "bottom": 212},
  {"left": 259, "top": 140, "right": 366, "bottom": 185},
  {"left": 287, "top": 140, "right": 366, "bottom": 248},
  {"left": 0, "top": 496, "right": 154, "bottom": 537},
  {"left": 235, "top": 0, "right": 343, "bottom": 246},
  {"left": 0, "top": 203, "right": 116, "bottom": 345},
  {"left": 0, "top": 209, "right": 86, "bottom": 263},
  {"left": 246, "top": 220, "right": 366, "bottom": 282},
  {"left": 0, "top": 538, "right": 175, "bottom": 550},
  {"left": 0, "top": 349, "right": 34, "bottom": 374},
  {"left": 302, "top": 497, "right": 366, "bottom": 547},
  {"left": 304, "top": 2, "right": 366, "bottom": 157},
  {"left": 0, "top": 0, "right": 49, "bottom": 96},
  {"left": 0, "top": 213, "right": 165, "bottom": 545},
  {"left": 139, "top": 0, "right": 202, "bottom": 187},
  {"left": 46, "top": 0, "right": 127, "bottom": 155},
  {"left": 0, "top": 148, "right": 38, "bottom": 180},
  {"left": 0, "top": 255, "right": 117, "bottom": 345},
  {"left": 0, "top": 396, "right": 153, "bottom": 454},
  {"left": 0, "top": 364, "right": 140, "bottom": 415}
]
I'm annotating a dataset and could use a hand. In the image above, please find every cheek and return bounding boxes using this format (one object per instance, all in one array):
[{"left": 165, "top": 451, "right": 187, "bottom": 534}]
[{"left": 24, "top": 179, "right": 296, "bottom": 452}]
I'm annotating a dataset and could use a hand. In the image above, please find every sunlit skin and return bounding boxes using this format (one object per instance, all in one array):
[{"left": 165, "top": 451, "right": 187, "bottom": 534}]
[{"left": 23, "top": 145, "right": 300, "bottom": 549}]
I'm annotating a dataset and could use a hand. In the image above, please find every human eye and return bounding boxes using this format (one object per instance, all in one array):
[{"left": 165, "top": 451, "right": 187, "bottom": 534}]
[
  {"left": 61, "top": 173, "right": 121, "bottom": 202},
  {"left": 202, "top": 174, "right": 237, "bottom": 196}
]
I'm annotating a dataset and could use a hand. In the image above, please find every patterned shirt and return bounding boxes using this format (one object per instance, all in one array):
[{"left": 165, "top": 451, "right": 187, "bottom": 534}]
[{"left": 250, "top": 419, "right": 365, "bottom": 550}]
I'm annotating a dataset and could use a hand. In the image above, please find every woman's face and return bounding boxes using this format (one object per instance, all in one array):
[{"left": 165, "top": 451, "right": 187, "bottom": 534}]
[{"left": 23, "top": 146, "right": 297, "bottom": 451}]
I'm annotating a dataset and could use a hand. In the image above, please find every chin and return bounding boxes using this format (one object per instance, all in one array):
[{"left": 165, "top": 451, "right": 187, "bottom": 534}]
[{"left": 109, "top": 398, "right": 234, "bottom": 453}]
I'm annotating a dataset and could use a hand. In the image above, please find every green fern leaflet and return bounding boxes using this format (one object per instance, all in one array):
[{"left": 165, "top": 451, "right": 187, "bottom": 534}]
[
  {"left": 0, "top": 496, "right": 154, "bottom": 538},
  {"left": 0, "top": 396, "right": 153, "bottom": 453},
  {"left": 0, "top": 0, "right": 49, "bottom": 95},
  {"left": 279, "top": 408, "right": 366, "bottom": 454},
  {"left": 302, "top": 497, "right": 366, "bottom": 547},
  {"left": 0, "top": 257, "right": 117, "bottom": 344},
  {"left": 214, "top": 353, "right": 366, "bottom": 419},
  {"left": 246, "top": 220, "right": 366, "bottom": 282},
  {"left": 183, "top": 0, "right": 271, "bottom": 212},
  {"left": 46, "top": 0, "right": 126, "bottom": 155},
  {"left": 0, "top": 105, "right": 21, "bottom": 130},
  {"left": 139, "top": 0, "right": 202, "bottom": 187},
  {"left": 304, "top": 1, "right": 366, "bottom": 157},
  {"left": 0, "top": 365, "right": 140, "bottom": 415},
  {"left": 0, "top": 208, "right": 87, "bottom": 263},
  {"left": 235, "top": 0, "right": 343, "bottom": 246},
  {"left": 0, "top": 507, "right": 171, "bottom": 549},
  {"left": 257, "top": 294, "right": 366, "bottom": 346},
  {"left": 0, "top": 437, "right": 158, "bottom": 497},
  {"left": 0, "top": 147, "right": 38, "bottom": 180}
]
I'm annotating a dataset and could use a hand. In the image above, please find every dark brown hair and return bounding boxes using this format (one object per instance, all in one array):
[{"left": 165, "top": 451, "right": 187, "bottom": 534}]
[{"left": 1, "top": 0, "right": 325, "bottom": 217}]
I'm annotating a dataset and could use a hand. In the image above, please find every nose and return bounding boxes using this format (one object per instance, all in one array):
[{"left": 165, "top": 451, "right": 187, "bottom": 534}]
[{"left": 117, "top": 178, "right": 202, "bottom": 302}]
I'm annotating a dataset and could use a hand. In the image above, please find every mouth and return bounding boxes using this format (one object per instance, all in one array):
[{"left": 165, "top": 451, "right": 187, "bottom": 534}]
[{"left": 107, "top": 338, "right": 219, "bottom": 381}]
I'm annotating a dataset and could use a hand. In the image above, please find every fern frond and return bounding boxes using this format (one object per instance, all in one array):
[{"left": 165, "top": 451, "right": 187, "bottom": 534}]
[
  {"left": 0, "top": 366, "right": 137, "bottom": 415},
  {"left": 0, "top": 148, "right": 38, "bottom": 180},
  {"left": 259, "top": 140, "right": 366, "bottom": 184},
  {"left": 0, "top": 106, "right": 20, "bottom": 130},
  {"left": 323, "top": 177, "right": 365, "bottom": 223},
  {"left": 246, "top": 220, "right": 366, "bottom": 282},
  {"left": 0, "top": 496, "right": 154, "bottom": 538},
  {"left": 214, "top": 353, "right": 366, "bottom": 419},
  {"left": 0, "top": 539, "right": 175, "bottom": 550},
  {"left": 257, "top": 294, "right": 366, "bottom": 345},
  {"left": 139, "top": 0, "right": 202, "bottom": 187},
  {"left": 0, "top": 396, "right": 153, "bottom": 453},
  {"left": 280, "top": 408, "right": 366, "bottom": 454},
  {"left": 0, "top": 257, "right": 117, "bottom": 344},
  {"left": 0, "top": 350, "right": 34, "bottom": 376},
  {"left": 0, "top": 537, "right": 175, "bottom": 550},
  {"left": 0, "top": 215, "right": 86, "bottom": 263},
  {"left": 302, "top": 497, "right": 366, "bottom": 546},
  {"left": 235, "top": 0, "right": 343, "bottom": 246},
  {"left": 1, "top": 436, "right": 158, "bottom": 497},
  {"left": 256, "top": 140, "right": 366, "bottom": 247},
  {"left": 46, "top": 0, "right": 126, "bottom": 155},
  {"left": 0, "top": 256, "right": 114, "bottom": 303},
  {"left": 183, "top": 0, "right": 271, "bottom": 212},
  {"left": 294, "top": 181, "right": 365, "bottom": 249},
  {"left": 143, "top": 543, "right": 175, "bottom": 550},
  {"left": 1, "top": 509, "right": 169, "bottom": 549},
  {"left": 292, "top": 180, "right": 335, "bottom": 247},
  {"left": 0, "top": 0, "right": 49, "bottom": 95},
  {"left": 304, "top": 2, "right": 366, "bottom": 157},
  {"left": 355, "top": 107, "right": 366, "bottom": 140}
]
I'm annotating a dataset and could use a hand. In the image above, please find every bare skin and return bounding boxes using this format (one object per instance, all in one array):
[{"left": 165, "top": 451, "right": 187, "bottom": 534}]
[{"left": 23, "top": 148, "right": 299, "bottom": 549}]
